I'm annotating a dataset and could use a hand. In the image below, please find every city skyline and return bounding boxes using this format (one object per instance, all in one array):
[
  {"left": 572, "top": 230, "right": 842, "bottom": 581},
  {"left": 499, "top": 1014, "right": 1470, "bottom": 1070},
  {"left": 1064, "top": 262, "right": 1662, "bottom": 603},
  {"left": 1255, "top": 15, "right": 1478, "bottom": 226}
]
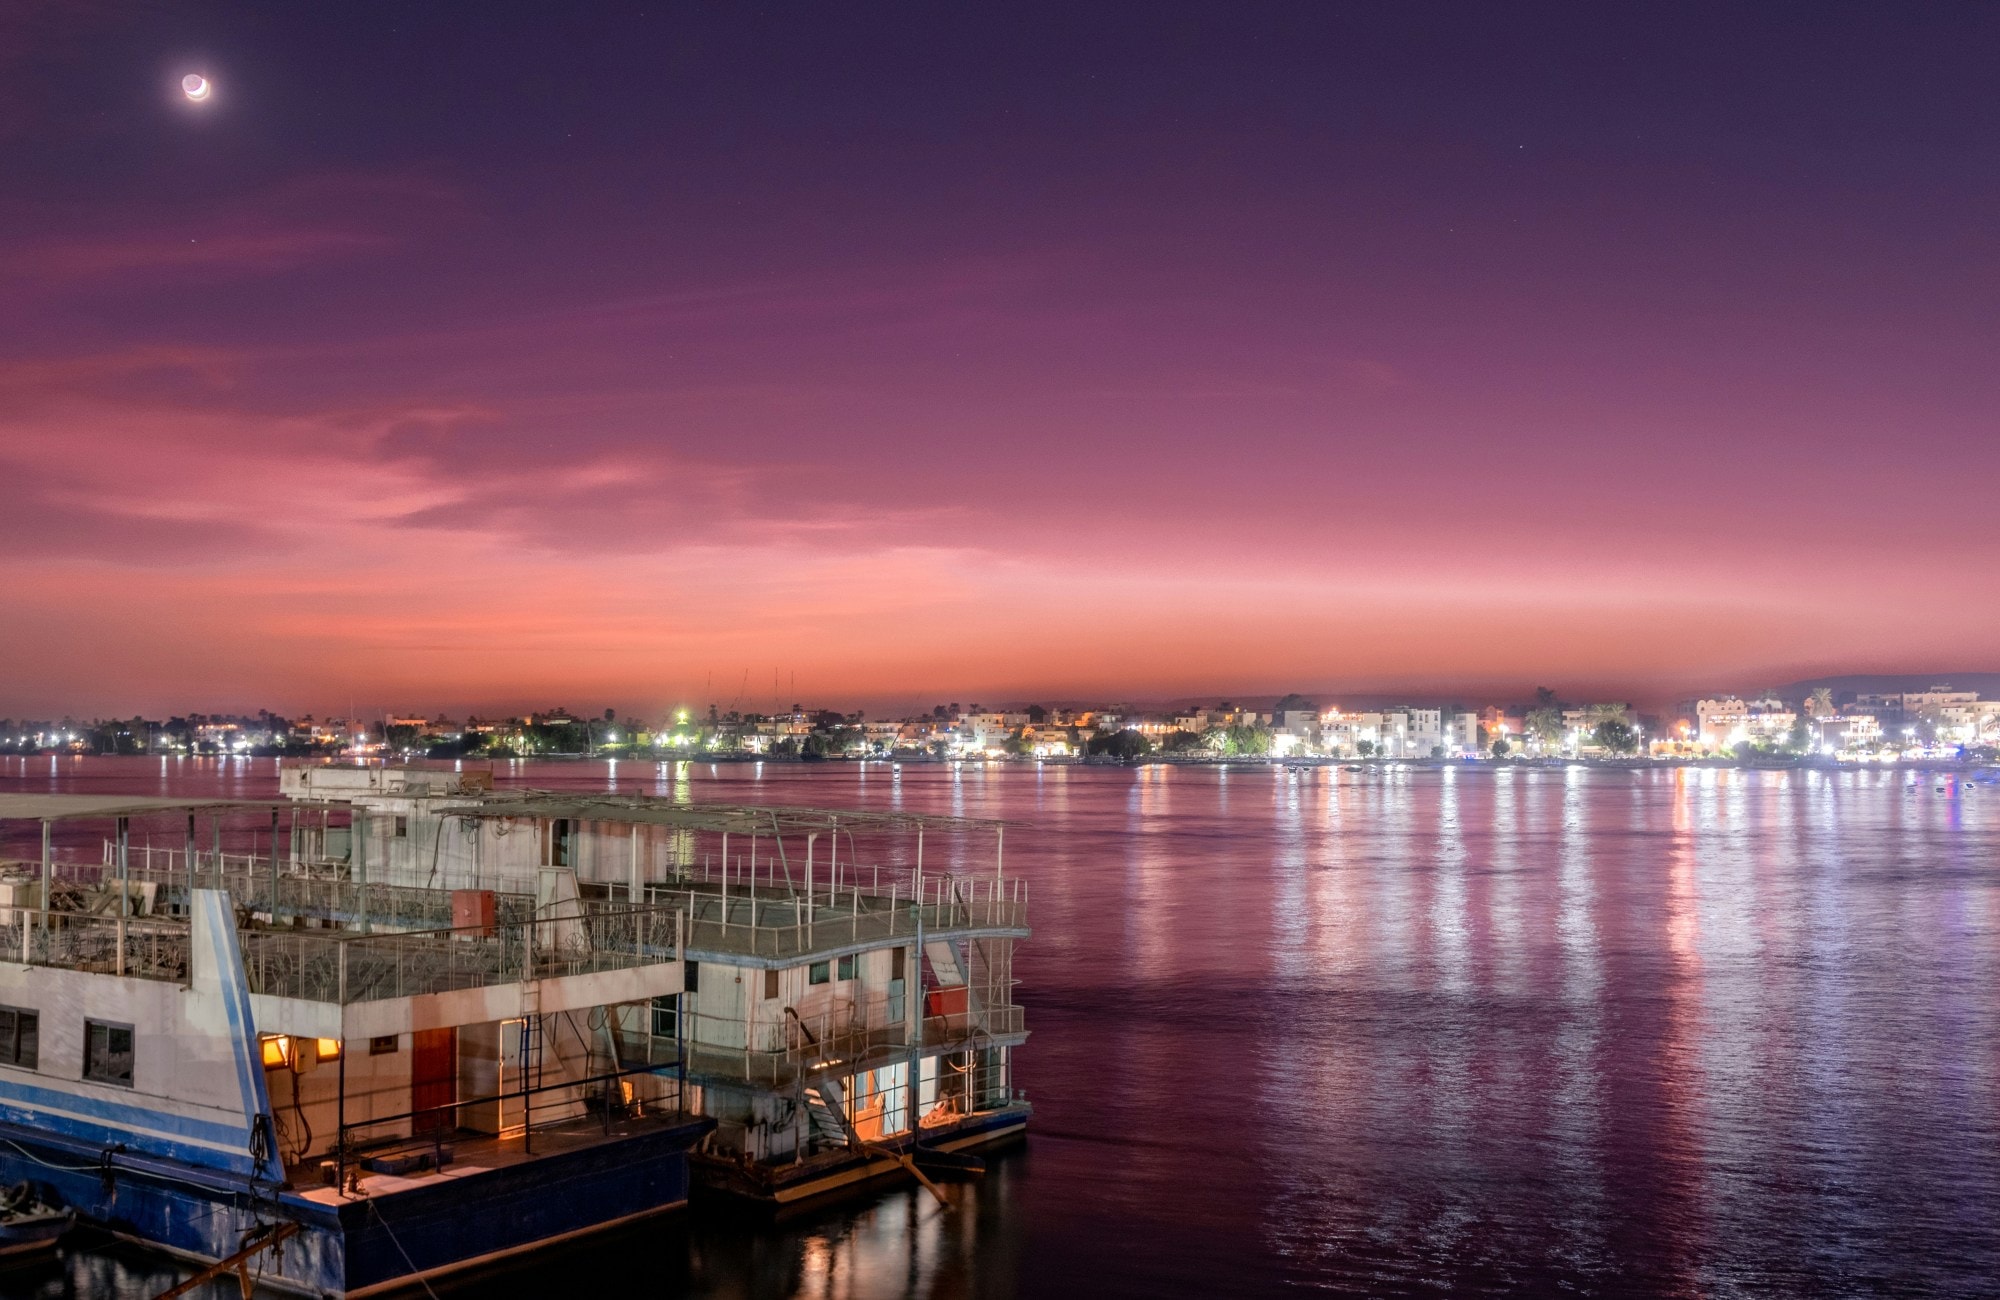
[
  {"left": 6, "top": 4, "right": 1998, "bottom": 715},
  {"left": 5, "top": 664, "right": 2000, "bottom": 728}
]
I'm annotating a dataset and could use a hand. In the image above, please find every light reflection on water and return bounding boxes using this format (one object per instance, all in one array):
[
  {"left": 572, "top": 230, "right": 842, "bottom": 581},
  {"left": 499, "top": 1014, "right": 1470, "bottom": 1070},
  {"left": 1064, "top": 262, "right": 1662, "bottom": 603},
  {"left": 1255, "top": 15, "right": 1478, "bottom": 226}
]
[{"left": 1, "top": 757, "right": 1997, "bottom": 1297}]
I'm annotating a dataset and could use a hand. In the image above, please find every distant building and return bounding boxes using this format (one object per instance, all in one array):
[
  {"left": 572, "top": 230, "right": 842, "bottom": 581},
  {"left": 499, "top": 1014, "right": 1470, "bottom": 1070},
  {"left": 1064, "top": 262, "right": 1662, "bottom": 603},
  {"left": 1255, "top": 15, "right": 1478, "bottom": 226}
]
[
  {"left": 1382, "top": 707, "right": 1442, "bottom": 757},
  {"left": 1695, "top": 698, "right": 1795, "bottom": 751},
  {"left": 1319, "top": 709, "right": 1384, "bottom": 757},
  {"left": 1816, "top": 713, "right": 1883, "bottom": 753},
  {"left": 1445, "top": 712, "right": 1479, "bottom": 756},
  {"left": 1479, "top": 707, "right": 1523, "bottom": 747},
  {"left": 1272, "top": 702, "right": 1320, "bottom": 747}
]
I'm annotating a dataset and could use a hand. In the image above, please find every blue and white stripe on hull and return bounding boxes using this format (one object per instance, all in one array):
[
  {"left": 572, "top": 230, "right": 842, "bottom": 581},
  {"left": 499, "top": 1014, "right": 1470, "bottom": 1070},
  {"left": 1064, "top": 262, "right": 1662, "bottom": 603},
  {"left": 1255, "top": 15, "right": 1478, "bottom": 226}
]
[{"left": 0, "top": 1113, "right": 711, "bottom": 1296}]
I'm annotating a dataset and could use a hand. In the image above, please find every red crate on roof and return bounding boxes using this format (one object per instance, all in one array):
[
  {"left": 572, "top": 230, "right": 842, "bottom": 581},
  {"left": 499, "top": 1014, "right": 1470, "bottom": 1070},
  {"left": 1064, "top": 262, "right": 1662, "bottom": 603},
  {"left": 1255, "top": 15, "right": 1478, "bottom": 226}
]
[
  {"left": 925, "top": 986, "right": 968, "bottom": 1017},
  {"left": 452, "top": 889, "right": 496, "bottom": 937}
]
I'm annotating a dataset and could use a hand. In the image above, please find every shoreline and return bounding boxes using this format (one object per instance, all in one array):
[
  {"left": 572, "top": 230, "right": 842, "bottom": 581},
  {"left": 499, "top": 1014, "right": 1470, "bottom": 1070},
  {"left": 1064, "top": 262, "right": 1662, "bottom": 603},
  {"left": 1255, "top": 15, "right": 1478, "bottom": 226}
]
[{"left": 11, "top": 751, "right": 1993, "bottom": 775}]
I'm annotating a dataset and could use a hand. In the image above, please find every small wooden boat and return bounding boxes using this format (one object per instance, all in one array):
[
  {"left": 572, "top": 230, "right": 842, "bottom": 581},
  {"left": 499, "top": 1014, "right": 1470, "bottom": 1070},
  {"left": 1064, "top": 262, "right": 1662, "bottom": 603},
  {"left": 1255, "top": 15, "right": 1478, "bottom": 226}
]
[
  {"left": 0, "top": 1184, "right": 73, "bottom": 1257},
  {"left": 910, "top": 1145, "right": 985, "bottom": 1179}
]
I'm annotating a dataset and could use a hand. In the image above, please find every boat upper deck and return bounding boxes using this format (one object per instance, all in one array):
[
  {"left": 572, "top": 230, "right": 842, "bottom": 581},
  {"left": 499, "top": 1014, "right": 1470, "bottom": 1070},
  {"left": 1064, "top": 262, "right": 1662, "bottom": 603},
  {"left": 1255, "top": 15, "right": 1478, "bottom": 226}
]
[{"left": 665, "top": 865, "right": 1027, "bottom": 967}]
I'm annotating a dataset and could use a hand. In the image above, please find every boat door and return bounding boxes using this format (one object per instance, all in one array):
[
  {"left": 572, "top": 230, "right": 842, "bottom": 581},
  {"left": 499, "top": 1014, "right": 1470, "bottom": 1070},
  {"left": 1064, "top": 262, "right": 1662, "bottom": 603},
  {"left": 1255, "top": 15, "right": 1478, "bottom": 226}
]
[
  {"left": 411, "top": 1027, "right": 457, "bottom": 1134},
  {"left": 695, "top": 963, "right": 747, "bottom": 1050}
]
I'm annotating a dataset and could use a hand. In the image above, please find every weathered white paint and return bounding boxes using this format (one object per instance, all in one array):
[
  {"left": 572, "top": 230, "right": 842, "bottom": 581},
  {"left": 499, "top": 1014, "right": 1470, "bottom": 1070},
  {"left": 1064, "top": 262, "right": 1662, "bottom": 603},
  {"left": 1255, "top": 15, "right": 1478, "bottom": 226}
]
[{"left": 250, "top": 959, "right": 683, "bottom": 1039}]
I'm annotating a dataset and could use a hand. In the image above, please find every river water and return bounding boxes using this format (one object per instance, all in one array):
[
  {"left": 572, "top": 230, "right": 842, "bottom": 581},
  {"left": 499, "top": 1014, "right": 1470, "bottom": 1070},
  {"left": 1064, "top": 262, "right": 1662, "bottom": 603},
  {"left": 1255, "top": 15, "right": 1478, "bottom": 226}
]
[{"left": 2, "top": 756, "right": 1997, "bottom": 1298}]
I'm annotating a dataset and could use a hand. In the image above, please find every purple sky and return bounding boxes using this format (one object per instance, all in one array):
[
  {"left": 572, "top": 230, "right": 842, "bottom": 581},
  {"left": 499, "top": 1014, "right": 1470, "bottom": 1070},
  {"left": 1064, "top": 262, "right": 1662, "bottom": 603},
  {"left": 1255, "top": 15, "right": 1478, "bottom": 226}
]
[{"left": 3, "top": 2, "right": 1997, "bottom": 717}]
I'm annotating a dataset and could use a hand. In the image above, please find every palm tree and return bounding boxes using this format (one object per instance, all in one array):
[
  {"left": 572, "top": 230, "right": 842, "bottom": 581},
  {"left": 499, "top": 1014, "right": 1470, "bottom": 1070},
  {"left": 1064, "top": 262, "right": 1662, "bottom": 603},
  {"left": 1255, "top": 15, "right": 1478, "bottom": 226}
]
[{"left": 1526, "top": 708, "right": 1566, "bottom": 746}]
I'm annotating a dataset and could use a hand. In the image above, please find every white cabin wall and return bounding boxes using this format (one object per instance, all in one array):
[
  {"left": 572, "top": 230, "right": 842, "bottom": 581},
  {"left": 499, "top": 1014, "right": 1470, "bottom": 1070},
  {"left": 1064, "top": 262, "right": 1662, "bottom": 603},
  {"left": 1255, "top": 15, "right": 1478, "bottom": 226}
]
[
  {"left": 458, "top": 1008, "right": 598, "bottom": 1134},
  {"left": 716, "top": 943, "right": 911, "bottom": 1052},
  {"left": 0, "top": 964, "right": 255, "bottom": 1160},
  {"left": 267, "top": 1036, "right": 413, "bottom": 1164}
]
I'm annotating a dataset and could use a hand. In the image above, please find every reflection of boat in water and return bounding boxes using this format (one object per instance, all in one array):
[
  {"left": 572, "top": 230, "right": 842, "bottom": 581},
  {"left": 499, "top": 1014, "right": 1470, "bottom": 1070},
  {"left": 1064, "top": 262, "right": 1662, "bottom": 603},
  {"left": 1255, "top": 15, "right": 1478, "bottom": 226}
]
[
  {"left": 911, "top": 1144, "right": 985, "bottom": 1179},
  {"left": 0, "top": 1184, "right": 74, "bottom": 1257}
]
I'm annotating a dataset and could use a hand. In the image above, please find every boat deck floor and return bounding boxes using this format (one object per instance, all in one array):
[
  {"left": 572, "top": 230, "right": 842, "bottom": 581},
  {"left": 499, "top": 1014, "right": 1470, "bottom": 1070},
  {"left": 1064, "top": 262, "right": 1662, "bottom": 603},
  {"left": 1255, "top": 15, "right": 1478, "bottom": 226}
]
[{"left": 286, "top": 1110, "right": 700, "bottom": 1205}]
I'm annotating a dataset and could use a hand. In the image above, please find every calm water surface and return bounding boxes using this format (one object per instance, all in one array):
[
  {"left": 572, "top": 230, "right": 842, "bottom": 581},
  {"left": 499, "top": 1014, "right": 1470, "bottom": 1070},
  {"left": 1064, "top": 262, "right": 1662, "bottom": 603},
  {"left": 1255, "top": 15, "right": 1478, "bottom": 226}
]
[{"left": 2, "top": 756, "right": 1997, "bottom": 1298}]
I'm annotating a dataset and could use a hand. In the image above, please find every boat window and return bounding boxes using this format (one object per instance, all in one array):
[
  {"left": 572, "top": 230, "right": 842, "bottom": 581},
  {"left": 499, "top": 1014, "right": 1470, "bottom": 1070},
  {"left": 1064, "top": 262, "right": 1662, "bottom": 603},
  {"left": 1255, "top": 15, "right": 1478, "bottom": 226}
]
[
  {"left": 764, "top": 969, "right": 779, "bottom": 999},
  {"left": 393, "top": 817, "right": 409, "bottom": 838},
  {"left": 0, "top": 1007, "right": 37, "bottom": 1070},
  {"left": 684, "top": 960, "right": 700, "bottom": 993},
  {"left": 837, "top": 955, "right": 856, "bottom": 981},
  {"left": 892, "top": 947, "right": 906, "bottom": 981},
  {"left": 370, "top": 1035, "right": 399, "bottom": 1055},
  {"left": 650, "top": 995, "right": 678, "bottom": 1039},
  {"left": 84, "top": 1019, "right": 134, "bottom": 1087},
  {"left": 809, "top": 961, "right": 829, "bottom": 985}
]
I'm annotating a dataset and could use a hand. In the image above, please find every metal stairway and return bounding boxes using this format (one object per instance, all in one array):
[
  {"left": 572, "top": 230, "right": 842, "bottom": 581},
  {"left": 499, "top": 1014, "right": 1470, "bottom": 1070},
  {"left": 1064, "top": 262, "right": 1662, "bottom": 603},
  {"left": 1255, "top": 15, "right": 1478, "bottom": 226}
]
[{"left": 802, "top": 1079, "right": 849, "bottom": 1148}]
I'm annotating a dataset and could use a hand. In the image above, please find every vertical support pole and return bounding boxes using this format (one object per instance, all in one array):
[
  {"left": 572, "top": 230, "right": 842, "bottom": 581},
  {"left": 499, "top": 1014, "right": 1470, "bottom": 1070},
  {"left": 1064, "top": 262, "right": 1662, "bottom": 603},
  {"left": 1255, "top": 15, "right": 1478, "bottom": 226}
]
[
  {"left": 720, "top": 830, "right": 729, "bottom": 932},
  {"left": 336, "top": 1024, "right": 348, "bottom": 1193},
  {"left": 675, "top": 909, "right": 687, "bottom": 1111},
  {"left": 805, "top": 833, "right": 816, "bottom": 942},
  {"left": 996, "top": 825, "right": 1004, "bottom": 884},
  {"left": 909, "top": 864, "right": 925, "bottom": 1094},
  {"left": 185, "top": 813, "right": 196, "bottom": 907},
  {"left": 116, "top": 816, "right": 129, "bottom": 977},
  {"left": 38, "top": 820, "right": 51, "bottom": 946},
  {"left": 354, "top": 809, "right": 370, "bottom": 934},
  {"left": 629, "top": 824, "right": 641, "bottom": 908},
  {"left": 269, "top": 808, "right": 281, "bottom": 925},
  {"left": 212, "top": 816, "right": 222, "bottom": 875}
]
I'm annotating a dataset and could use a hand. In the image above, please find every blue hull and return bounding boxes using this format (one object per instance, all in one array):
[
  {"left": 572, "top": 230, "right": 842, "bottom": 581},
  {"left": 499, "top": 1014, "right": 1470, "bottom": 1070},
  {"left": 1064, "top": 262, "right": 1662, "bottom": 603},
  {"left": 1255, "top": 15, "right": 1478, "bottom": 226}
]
[{"left": 0, "top": 1116, "right": 710, "bottom": 1295}]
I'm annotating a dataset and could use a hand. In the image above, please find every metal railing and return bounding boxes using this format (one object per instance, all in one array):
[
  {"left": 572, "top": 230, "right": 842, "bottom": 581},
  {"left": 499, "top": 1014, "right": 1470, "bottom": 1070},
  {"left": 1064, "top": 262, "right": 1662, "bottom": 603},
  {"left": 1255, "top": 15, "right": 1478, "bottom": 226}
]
[
  {"left": 1, "top": 914, "right": 190, "bottom": 982},
  {"left": 329, "top": 1061, "right": 692, "bottom": 1186},
  {"left": 680, "top": 994, "right": 1026, "bottom": 1087},
  {"left": 240, "top": 903, "right": 683, "bottom": 1004},
  {"left": 56, "top": 852, "right": 538, "bottom": 932},
  {"left": 629, "top": 874, "right": 1027, "bottom": 962}
]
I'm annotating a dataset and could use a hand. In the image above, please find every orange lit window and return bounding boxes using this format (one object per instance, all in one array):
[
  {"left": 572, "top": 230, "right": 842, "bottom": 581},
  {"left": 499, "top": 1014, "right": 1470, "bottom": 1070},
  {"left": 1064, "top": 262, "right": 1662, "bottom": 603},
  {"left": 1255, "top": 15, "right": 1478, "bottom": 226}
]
[
  {"left": 316, "top": 1038, "right": 342, "bottom": 1063},
  {"left": 259, "top": 1036, "right": 290, "bottom": 1069}
]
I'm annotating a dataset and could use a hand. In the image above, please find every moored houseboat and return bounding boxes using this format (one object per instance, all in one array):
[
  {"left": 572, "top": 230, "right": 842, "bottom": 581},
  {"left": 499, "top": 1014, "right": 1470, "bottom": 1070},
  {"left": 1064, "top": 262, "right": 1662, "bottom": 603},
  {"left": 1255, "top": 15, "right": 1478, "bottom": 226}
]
[
  {"left": 0, "top": 793, "right": 710, "bottom": 1296},
  {"left": 278, "top": 763, "right": 1034, "bottom": 1207}
]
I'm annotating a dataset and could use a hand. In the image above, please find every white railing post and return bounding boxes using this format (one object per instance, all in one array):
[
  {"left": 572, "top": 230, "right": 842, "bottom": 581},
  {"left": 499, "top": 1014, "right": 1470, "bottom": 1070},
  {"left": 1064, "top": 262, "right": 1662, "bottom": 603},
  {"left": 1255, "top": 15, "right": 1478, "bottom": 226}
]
[
  {"left": 38, "top": 821, "right": 51, "bottom": 950},
  {"left": 805, "top": 833, "right": 816, "bottom": 945}
]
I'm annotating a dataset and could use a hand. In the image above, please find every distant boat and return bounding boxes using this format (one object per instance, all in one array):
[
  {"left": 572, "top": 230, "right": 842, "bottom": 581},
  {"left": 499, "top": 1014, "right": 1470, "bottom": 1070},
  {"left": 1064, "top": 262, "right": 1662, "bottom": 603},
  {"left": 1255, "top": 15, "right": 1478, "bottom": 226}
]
[{"left": 0, "top": 1185, "right": 73, "bottom": 1257}]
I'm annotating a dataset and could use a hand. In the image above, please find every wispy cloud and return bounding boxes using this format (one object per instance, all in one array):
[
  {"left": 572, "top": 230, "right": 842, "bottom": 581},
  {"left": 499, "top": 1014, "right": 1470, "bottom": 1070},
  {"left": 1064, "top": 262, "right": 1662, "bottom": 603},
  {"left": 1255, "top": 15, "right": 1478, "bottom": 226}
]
[
  {"left": 4, "top": 227, "right": 389, "bottom": 283},
  {"left": 2, "top": 172, "right": 455, "bottom": 287}
]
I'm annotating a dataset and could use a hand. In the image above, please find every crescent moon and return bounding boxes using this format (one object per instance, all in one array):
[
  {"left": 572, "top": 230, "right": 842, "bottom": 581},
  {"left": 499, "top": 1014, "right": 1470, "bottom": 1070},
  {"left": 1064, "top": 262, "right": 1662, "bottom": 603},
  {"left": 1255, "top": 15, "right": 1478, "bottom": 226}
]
[{"left": 183, "top": 75, "right": 211, "bottom": 101}]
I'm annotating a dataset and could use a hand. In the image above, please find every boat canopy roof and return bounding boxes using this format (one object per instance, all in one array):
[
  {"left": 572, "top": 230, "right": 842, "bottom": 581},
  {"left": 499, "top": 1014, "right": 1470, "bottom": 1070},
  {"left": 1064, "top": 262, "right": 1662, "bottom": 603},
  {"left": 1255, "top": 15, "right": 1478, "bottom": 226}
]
[
  {"left": 0, "top": 794, "right": 344, "bottom": 823},
  {"left": 430, "top": 792, "right": 1004, "bottom": 835}
]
